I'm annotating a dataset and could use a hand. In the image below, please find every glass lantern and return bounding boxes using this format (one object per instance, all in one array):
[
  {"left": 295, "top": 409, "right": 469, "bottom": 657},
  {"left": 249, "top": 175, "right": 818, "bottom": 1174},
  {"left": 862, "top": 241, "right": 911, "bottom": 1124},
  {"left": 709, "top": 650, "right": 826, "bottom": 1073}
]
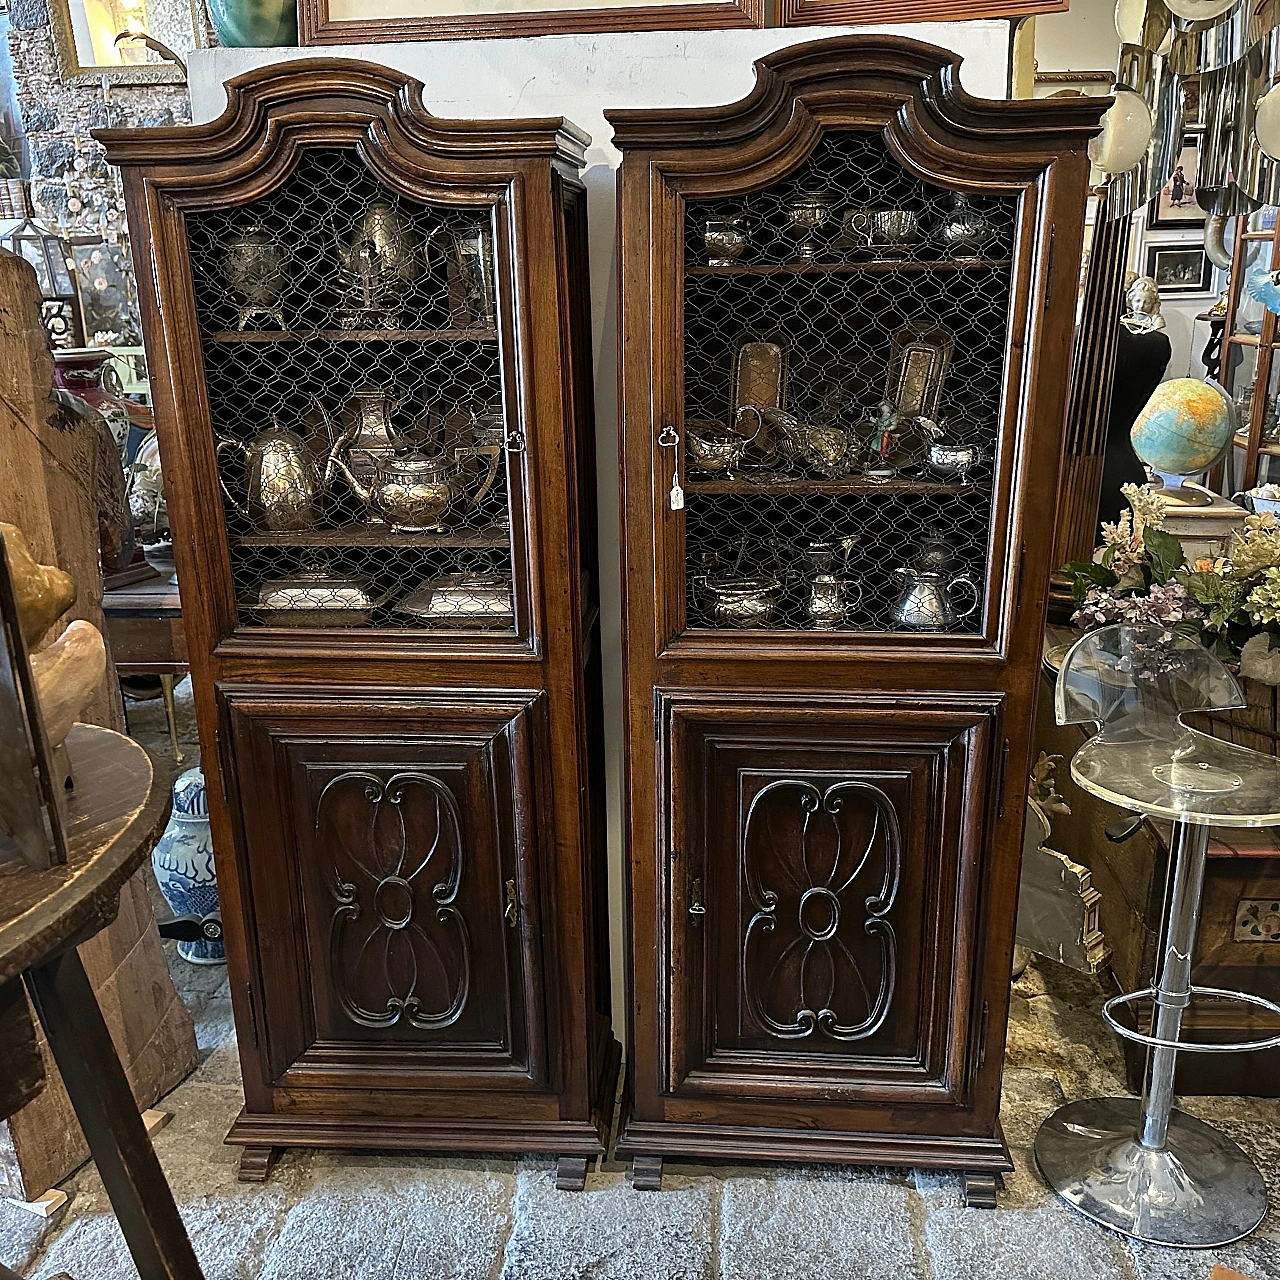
[{"left": 0, "top": 213, "right": 86, "bottom": 349}]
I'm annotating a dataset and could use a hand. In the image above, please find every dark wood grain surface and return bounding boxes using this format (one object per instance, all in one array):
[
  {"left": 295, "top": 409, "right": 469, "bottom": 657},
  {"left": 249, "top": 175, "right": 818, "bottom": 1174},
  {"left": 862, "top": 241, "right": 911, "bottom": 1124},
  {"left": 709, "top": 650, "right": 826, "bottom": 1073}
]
[
  {"left": 96, "top": 60, "right": 618, "bottom": 1170},
  {"left": 0, "top": 724, "right": 169, "bottom": 984},
  {"left": 609, "top": 35, "right": 1106, "bottom": 1179}
]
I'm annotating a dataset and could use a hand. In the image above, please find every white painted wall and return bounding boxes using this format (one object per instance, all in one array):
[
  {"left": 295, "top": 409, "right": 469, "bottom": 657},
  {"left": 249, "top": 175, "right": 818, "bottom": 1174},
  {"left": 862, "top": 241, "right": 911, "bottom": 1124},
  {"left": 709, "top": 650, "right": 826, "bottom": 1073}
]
[
  {"left": 188, "top": 28, "right": 1012, "bottom": 1035},
  {"left": 1034, "top": 0, "right": 1120, "bottom": 75}
]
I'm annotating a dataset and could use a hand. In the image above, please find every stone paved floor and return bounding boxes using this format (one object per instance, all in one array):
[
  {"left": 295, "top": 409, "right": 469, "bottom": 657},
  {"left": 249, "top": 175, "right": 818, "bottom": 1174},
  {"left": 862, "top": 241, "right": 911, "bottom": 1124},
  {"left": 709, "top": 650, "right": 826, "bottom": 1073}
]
[{"left": 4, "top": 679, "right": 1279, "bottom": 1278}]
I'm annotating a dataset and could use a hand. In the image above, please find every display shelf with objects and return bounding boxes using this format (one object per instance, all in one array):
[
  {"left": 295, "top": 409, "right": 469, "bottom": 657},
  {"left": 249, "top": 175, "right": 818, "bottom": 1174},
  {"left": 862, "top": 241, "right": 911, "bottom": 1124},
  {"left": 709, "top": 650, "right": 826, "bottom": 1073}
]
[
  {"left": 96, "top": 59, "right": 618, "bottom": 1181},
  {"left": 609, "top": 36, "right": 1105, "bottom": 1200}
]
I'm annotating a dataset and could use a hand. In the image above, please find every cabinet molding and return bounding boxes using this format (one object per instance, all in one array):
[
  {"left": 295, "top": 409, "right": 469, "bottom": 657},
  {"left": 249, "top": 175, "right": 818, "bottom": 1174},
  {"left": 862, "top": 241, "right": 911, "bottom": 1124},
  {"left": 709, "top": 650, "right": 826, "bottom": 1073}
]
[
  {"left": 97, "top": 63, "right": 617, "bottom": 1172},
  {"left": 610, "top": 37, "right": 1105, "bottom": 1186}
]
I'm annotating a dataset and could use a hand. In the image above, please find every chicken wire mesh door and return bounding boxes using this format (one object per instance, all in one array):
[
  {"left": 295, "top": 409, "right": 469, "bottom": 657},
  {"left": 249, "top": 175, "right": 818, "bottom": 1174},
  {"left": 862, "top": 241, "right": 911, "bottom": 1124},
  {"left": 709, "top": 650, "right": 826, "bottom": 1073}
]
[
  {"left": 186, "top": 148, "right": 521, "bottom": 635},
  {"left": 677, "top": 130, "right": 1017, "bottom": 637}
]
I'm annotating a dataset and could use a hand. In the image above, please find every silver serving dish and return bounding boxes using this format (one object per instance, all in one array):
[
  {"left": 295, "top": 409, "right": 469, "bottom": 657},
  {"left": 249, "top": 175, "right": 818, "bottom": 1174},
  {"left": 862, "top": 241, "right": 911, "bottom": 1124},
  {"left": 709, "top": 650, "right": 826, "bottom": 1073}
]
[
  {"left": 686, "top": 426, "right": 748, "bottom": 476},
  {"left": 243, "top": 565, "right": 381, "bottom": 628},
  {"left": 394, "top": 573, "right": 514, "bottom": 629}
]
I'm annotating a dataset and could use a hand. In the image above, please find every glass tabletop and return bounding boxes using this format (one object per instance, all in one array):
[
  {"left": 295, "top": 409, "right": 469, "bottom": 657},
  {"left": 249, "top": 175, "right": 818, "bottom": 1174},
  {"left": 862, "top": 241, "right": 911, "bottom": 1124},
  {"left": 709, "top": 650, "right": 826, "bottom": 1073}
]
[{"left": 1071, "top": 732, "right": 1280, "bottom": 826}]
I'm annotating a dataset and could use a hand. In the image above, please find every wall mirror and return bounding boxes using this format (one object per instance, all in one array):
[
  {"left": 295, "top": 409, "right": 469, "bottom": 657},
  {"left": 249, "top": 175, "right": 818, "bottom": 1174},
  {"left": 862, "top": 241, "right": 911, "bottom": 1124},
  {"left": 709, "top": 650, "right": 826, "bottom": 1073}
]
[{"left": 51, "top": 0, "right": 203, "bottom": 84}]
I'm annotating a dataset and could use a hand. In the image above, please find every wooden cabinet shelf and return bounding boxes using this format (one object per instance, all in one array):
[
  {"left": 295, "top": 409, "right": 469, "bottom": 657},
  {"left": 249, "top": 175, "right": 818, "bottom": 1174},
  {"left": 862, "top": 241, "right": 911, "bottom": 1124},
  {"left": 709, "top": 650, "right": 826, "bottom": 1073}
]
[
  {"left": 230, "top": 524, "right": 509, "bottom": 548},
  {"left": 684, "top": 477, "right": 983, "bottom": 496},
  {"left": 206, "top": 328, "right": 498, "bottom": 344},
  {"left": 685, "top": 258, "right": 1011, "bottom": 278}
]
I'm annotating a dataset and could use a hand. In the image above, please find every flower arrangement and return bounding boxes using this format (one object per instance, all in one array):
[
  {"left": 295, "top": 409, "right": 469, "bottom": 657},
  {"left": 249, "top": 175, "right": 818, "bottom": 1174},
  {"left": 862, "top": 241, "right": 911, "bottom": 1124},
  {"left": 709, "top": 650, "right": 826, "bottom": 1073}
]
[{"left": 1062, "top": 482, "right": 1280, "bottom": 666}]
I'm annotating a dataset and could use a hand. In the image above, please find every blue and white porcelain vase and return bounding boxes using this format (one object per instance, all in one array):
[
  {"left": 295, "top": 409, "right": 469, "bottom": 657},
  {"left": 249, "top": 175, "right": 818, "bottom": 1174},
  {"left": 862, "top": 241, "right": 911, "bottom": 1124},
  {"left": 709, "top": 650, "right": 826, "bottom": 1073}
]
[{"left": 152, "top": 768, "right": 224, "bottom": 965}]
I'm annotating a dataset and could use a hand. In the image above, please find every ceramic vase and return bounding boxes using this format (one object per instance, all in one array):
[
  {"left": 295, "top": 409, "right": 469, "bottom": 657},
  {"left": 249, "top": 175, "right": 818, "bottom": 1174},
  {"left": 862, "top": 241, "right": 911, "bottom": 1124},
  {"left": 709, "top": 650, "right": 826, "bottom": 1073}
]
[
  {"left": 205, "top": 0, "right": 297, "bottom": 48},
  {"left": 152, "top": 768, "right": 225, "bottom": 964}
]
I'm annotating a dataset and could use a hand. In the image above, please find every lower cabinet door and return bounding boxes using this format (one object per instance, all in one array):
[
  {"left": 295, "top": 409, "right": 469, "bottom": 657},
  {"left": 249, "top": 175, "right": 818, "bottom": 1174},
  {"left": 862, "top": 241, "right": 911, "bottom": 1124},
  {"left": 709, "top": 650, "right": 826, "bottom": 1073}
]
[
  {"left": 219, "top": 685, "right": 547, "bottom": 1092},
  {"left": 661, "top": 689, "right": 1002, "bottom": 1109}
]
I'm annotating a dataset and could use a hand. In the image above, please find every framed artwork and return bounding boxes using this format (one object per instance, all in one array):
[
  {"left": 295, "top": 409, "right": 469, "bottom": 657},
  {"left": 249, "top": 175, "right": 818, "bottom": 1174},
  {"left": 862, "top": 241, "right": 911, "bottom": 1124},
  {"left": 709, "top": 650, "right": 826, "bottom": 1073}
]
[
  {"left": 299, "top": 0, "right": 763, "bottom": 43},
  {"left": 1032, "top": 70, "right": 1114, "bottom": 100},
  {"left": 1145, "top": 243, "right": 1214, "bottom": 296},
  {"left": 1148, "top": 134, "right": 1203, "bottom": 229},
  {"left": 779, "top": 0, "right": 1065, "bottom": 27}
]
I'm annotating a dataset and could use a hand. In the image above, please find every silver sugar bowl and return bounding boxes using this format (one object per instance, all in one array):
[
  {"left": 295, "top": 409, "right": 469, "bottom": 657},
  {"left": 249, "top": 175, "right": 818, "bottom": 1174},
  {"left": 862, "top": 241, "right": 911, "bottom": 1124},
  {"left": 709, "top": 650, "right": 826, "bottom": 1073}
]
[
  {"left": 702, "top": 215, "right": 750, "bottom": 268},
  {"left": 870, "top": 209, "right": 921, "bottom": 259},
  {"left": 935, "top": 193, "right": 997, "bottom": 260},
  {"left": 698, "top": 573, "right": 783, "bottom": 628},
  {"left": 784, "top": 190, "right": 832, "bottom": 263},
  {"left": 927, "top": 441, "right": 987, "bottom": 485}
]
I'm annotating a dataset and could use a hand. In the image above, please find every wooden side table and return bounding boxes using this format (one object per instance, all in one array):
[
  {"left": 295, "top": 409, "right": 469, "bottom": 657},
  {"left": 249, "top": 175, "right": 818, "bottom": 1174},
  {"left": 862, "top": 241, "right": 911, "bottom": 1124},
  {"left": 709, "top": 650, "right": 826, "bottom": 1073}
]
[
  {"left": 0, "top": 724, "right": 204, "bottom": 1279},
  {"left": 102, "top": 574, "right": 188, "bottom": 764}
]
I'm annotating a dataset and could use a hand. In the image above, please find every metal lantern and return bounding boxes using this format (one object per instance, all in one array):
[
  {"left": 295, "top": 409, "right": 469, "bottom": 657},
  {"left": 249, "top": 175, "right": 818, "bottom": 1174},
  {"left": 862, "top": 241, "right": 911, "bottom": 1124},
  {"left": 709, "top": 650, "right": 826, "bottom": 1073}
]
[{"left": 0, "top": 212, "right": 86, "bottom": 349}]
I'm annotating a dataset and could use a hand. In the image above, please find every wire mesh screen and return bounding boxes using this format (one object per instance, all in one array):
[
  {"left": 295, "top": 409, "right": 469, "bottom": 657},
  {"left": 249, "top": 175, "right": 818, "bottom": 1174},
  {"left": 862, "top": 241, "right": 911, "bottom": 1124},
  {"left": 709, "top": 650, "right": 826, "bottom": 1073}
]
[
  {"left": 186, "top": 147, "right": 517, "bottom": 632},
  {"left": 680, "top": 129, "right": 1017, "bottom": 635}
]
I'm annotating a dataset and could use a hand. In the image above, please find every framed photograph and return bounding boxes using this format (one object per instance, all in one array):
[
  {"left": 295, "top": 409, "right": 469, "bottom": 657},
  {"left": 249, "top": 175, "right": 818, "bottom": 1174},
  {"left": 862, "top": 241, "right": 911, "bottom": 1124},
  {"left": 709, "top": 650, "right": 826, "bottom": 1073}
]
[
  {"left": 1148, "top": 134, "right": 1204, "bottom": 229},
  {"left": 300, "top": 0, "right": 763, "bottom": 43},
  {"left": 1145, "top": 243, "right": 1214, "bottom": 296}
]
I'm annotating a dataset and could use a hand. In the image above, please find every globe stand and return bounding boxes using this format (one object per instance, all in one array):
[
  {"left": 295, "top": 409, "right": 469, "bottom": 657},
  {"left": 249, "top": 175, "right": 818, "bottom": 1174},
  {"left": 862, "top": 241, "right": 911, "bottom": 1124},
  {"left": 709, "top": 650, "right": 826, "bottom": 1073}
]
[{"left": 1148, "top": 471, "right": 1215, "bottom": 508}]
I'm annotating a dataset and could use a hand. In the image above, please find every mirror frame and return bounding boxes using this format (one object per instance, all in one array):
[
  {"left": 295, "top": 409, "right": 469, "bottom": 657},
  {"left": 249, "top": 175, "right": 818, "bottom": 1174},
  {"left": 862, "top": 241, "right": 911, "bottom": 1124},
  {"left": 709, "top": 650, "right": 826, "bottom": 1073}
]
[{"left": 49, "top": 0, "right": 202, "bottom": 85}]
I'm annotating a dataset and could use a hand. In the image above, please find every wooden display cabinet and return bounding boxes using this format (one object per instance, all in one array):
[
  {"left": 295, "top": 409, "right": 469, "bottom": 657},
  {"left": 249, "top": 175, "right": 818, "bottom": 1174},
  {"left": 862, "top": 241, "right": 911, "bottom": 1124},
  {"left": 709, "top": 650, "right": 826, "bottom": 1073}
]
[
  {"left": 608, "top": 37, "right": 1105, "bottom": 1203},
  {"left": 97, "top": 60, "right": 618, "bottom": 1186}
]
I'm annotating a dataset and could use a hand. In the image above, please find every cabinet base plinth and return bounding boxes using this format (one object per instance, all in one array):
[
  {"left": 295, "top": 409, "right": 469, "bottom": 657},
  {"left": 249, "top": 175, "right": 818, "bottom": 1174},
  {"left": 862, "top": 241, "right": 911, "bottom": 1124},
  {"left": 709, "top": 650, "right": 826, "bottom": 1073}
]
[
  {"left": 616, "top": 1107, "right": 1012, "bottom": 1179},
  {"left": 962, "top": 1171, "right": 1002, "bottom": 1208},
  {"left": 556, "top": 1155, "right": 589, "bottom": 1190},
  {"left": 631, "top": 1155, "right": 663, "bottom": 1190}
]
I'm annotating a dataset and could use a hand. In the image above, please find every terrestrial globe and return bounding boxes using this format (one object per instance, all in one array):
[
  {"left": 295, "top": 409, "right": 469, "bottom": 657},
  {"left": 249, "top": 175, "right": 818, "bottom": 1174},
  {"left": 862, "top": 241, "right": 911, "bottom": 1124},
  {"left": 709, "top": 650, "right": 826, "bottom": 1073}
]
[{"left": 1129, "top": 378, "right": 1235, "bottom": 506}]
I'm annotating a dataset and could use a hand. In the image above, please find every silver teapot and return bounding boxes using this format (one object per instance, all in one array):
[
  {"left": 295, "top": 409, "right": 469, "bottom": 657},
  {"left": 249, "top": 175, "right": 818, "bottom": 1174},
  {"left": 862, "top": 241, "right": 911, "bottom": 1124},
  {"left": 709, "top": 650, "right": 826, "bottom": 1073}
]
[
  {"left": 803, "top": 537, "right": 862, "bottom": 630},
  {"left": 216, "top": 418, "right": 335, "bottom": 533},
  {"left": 328, "top": 446, "right": 464, "bottom": 533},
  {"left": 891, "top": 564, "right": 981, "bottom": 631}
]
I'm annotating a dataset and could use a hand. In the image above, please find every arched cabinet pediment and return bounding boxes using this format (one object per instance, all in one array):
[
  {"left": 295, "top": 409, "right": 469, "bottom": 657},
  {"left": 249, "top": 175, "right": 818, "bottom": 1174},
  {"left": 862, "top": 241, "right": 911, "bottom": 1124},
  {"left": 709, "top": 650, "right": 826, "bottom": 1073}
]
[{"left": 610, "top": 36, "right": 1105, "bottom": 1191}]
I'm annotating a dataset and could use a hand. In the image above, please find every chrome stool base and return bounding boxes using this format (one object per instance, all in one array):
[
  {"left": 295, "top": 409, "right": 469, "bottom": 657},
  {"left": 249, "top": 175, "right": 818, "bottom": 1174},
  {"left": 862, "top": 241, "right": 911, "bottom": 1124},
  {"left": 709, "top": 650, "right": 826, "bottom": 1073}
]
[{"left": 1034, "top": 1096, "right": 1267, "bottom": 1248}]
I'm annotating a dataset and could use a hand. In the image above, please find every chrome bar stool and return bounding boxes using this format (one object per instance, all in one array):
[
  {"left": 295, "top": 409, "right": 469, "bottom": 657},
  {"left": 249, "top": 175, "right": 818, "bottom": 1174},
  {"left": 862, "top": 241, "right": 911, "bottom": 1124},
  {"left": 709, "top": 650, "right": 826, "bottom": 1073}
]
[{"left": 1035, "top": 624, "right": 1280, "bottom": 1248}]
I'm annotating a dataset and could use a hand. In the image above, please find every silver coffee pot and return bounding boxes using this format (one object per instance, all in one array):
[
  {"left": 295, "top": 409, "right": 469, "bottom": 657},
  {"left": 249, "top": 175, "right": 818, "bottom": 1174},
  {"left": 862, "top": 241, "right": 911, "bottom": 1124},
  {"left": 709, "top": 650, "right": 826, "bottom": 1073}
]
[
  {"left": 216, "top": 418, "right": 336, "bottom": 533},
  {"left": 891, "top": 563, "right": 981, "bottom": 631},
  {"left": 314, "top": 384, "right": 409, "bottom": 483}
]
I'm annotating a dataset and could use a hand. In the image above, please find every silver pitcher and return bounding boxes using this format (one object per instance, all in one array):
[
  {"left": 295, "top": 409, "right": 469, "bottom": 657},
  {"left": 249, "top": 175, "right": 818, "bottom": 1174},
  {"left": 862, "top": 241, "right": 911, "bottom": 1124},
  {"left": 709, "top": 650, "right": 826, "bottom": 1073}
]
[
  {"left": 327, "top": 446, "right": 464, "bottom": 533},
  {"left": 315, "top": 384, "right": 409, "bottom": 484},
  {"left": 425, "top": 220, "right": 496, "bottom": 329},
  {"left": 935, "top": 193, "right": 997, "bottom": 260},
  {"left": 891, "top": 564, "right": 981, "bottom": 631},
  {"left": 215, "top": 418, "right": 335, "bottom": 533},
  {"left": 803, "top": 537, "right": 862, "bottom": 630},
  {"left": 702, "top": 215, "right": 750, "bottom": 267}
]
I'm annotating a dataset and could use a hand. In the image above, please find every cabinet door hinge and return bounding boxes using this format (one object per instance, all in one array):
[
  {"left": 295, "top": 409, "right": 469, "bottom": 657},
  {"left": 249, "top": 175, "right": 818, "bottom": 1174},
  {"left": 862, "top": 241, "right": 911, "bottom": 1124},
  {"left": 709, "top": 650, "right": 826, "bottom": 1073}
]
[
  {"left": 977, "top": 1000, "right": 991, "bottom": 1070},
  {"left": 505, "top": 878, "right": 519, "bottom": 928},
  {"left": 654, "top": 689, "right": 662, "bottom": 740},
  {"left": 997, "top": 739, "right": 1011, "bottom": 819},
  {"left": 1014, "top": 542, "right": 1027, "bottom": 614},
  {"left": 245, "top": 983, "right": 260, "bottom": 1049}
]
